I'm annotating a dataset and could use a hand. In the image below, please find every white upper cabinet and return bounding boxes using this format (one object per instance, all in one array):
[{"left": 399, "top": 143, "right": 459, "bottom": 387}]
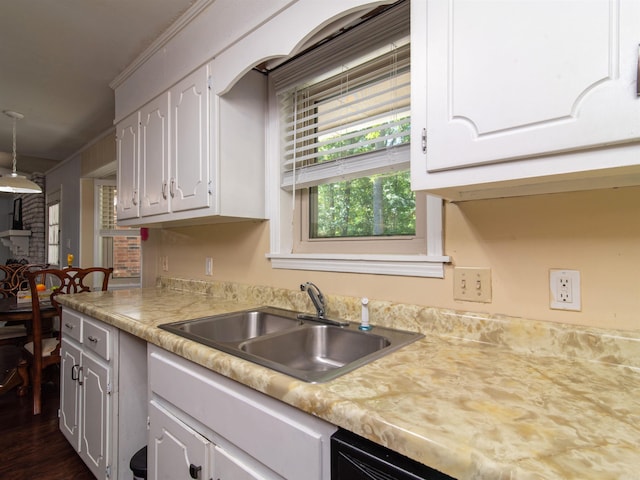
[
  {"left": 116, "top": 63, "right": 266, "bottom": 227},
  {"left": 411, "top": 0, "right": 640, "bottom": 200}
]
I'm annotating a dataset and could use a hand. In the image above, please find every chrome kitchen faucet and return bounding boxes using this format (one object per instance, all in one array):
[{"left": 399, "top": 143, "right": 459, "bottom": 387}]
[{"left": 299, "top": 282, "right": 349, "bottom": 327}]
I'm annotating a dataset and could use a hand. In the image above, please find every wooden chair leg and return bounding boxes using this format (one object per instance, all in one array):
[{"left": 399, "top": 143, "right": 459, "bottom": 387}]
[
  {"left": 16, "top": 359, "right": 29, "bottom": 397},
  {"left": 0, "top": 367, "right": 21, "bottom": 395},
  {"left": 32, "top": 364, "right": 42, "bottom": 415}
]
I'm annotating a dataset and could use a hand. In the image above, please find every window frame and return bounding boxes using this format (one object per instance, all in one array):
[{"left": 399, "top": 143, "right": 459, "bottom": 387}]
[
  {"left": 46, "top": 189, "right": 61, "bottom": 267},
  {"left": 94, "top": 179, "right": 142, "bottom": 289},
  {"left": 266, "top": 88, "right": 448, "bottom": 278}
]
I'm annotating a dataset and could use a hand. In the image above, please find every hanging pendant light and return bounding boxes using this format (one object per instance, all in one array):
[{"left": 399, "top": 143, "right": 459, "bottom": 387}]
[{"left": 0, "top": 110, "right": 42, "bottom": 194}]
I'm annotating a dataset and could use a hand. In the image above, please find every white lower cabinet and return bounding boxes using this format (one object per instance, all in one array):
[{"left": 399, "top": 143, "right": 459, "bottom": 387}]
[
  {"left": 148, "top": 344, "right": 337, "bottom": 480},
  {"left": 60, "top": 308, "right": 147, "bottom": 480}
]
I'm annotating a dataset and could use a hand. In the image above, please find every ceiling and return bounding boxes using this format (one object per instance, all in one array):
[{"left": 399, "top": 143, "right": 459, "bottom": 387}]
[{"left": 0, "top": 0, "right": 196, "bottom": 175}]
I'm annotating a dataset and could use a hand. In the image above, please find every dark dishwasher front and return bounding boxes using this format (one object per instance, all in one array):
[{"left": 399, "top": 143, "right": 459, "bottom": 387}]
[{"left": 331, "top": 428, "right": 455, "bottom": 480}]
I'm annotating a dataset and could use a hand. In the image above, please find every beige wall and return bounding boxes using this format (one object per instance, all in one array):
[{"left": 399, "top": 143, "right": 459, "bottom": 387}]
[
  {"left": 80, "top": 178, "right": 95, "bottom": 267},
  {"left": 143, "top": 186, "right": 640, "bottom": 331}
]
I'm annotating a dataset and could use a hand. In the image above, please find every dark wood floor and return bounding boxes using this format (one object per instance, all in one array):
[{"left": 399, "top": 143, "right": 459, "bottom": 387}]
[{"left": 0, "top": 345, "right": 95, "bottom": 479}]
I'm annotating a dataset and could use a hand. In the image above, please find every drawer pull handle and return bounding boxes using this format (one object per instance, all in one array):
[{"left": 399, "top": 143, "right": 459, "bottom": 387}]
[
  {"left": 189, "top": 464, "right": 201, "bottom": 479},
  {"left": 64, "top": 323, "right": 74, "bottom": 329},
  {"left": 71, "top": 364, "right": 80, "bottom": 381},
  {"left": 87, "top": 335, "right": 99, "bottom": 343}
]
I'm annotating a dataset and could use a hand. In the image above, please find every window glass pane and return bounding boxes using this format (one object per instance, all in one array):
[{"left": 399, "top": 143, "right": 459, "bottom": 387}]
[
  {"left": 48, "top": 202, "right": 60, "bottom": 265},
  {"left": 99, "top": 184, "right": 117, "bottom": 229},
  {"left": 96, "top": 183, "right": 141, "bottom": 283},
  {"left": 310, "top": 170, "right": 415, "bottom": 238}
]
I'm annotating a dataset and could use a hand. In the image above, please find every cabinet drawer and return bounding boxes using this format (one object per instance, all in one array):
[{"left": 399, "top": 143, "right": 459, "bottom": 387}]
[
  {"left": 83, "top": 318, "right": 112, "bottom": 361},
  {"left": 149, "top": 345, "right": 336, "bottom": 480},
  {"left": 61, "top": 309, "right": 83, "bottom": 343}
]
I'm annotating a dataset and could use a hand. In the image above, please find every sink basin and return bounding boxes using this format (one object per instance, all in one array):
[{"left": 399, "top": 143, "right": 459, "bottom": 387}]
[
  {"left": 240, "top": 325, "right": 390, "bottom": 379},
  {"left": 160, "top": 306, "right": 423, "bottom": 382},
  {"left": 160, "top": 307, "right": 302, "bottom": 343}
]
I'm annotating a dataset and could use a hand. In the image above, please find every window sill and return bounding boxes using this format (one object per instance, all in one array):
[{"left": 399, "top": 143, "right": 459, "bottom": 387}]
[{"left": 266, "top": 253, "right": 450, "bottom": 278}]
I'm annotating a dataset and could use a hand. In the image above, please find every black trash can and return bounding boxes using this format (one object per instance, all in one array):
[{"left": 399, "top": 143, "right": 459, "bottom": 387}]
[{"left": 130, "top": 446, "right": 147, "bottom": 480}]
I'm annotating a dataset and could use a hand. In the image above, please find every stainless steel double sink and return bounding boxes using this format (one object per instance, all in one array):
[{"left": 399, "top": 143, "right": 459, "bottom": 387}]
[{"left": 159, "top": 306, "right": 423, "bottom": 383}]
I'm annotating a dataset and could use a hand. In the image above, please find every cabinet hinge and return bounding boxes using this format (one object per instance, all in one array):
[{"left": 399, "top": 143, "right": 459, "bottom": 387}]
[
  {"left": 146, "top": 415, "right": 150, "bottom": 430},
  {"left": 421, "top": 128, "right": 427, "bottom": 154},
  {"left": 107, "top": 383, "right": 112, "bottom": 395},
  {"left": 105, "top": 465, "right": 111, "bottom": 478},
  {"left": 207, "top": 75, "right": 213, "bottom": 90}
]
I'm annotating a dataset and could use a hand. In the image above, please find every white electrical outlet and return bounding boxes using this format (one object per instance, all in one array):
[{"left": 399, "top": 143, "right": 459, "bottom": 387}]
[
  {"left": 205, "top": 257, "right": 213, "bottom": 276},
  {"left": 550, "top": 269, "right": 581, "bottom": 311}
]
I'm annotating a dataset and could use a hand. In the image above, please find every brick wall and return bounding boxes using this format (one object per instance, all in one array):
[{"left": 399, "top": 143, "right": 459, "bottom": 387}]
[
  {"left": 113, "top": 235, "right": 141, "bottom": 278},
  {"left": 18, "top": 173, "right": 46, "bottom": 264}
]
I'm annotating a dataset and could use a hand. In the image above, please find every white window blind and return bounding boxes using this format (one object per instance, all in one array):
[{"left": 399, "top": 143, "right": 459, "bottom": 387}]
[
  {"left": 273, "top": 0, "right": 410, "bottom": 190},
  {"left": 99, "top": 184, "right": 117, "bottom": 231}
]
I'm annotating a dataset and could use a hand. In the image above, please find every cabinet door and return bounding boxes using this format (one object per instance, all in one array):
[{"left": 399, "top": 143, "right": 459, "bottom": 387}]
[
  {"left": 148, "top": 400, "right": 213, "bottom": 480},
  {"left": 60, "top": 338, "right": 82, "bottom": 451},
  {"left": 418, "top": 0, "right": 640, "bottom": 172},
  {"left": 79, "top": 352, "right": 111, "bottom": 480},
  {"left": 116, "top": 111, "right": 140, "bottom": 220},
  {"left": 140, "top": 93, "right": 171, "bottom": 217},
  {"left": 169, "top": 65, "right": 211, "bottom": 213}
]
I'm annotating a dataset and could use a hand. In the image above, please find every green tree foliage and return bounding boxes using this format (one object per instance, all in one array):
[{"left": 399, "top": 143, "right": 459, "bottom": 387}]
[
  {"left": 311, "top": 170, "right": 415, "bottom": 238},
  {"left": 310, "top": 120, "right": 414, "bottom": 238}
]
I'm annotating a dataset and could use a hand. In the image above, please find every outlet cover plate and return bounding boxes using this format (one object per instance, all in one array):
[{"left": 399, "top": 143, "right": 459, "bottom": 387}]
[
  {"left": 453, "top": 267, "right": 492, "bottom": 303},
  {"left": 550, "top": 269, "right": 581, "bottom": 311}
]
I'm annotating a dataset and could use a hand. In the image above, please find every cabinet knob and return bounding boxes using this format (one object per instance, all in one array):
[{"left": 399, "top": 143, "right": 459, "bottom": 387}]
[{"left": 189, "top": 463, "right": 201, "bottom": 479}]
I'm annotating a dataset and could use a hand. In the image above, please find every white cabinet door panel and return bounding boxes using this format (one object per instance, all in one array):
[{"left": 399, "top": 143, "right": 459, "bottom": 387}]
[
  {"left": 60, "top": 338, "right": 82, "bottom": 451},
  {"left": 140, "top": 93, "right": 170, "bottom": 217},
  {"left": 423, "top": 0, "right": 640, "bottom": 171},
  {"left": 148, "top": 400, "right": 213, "bottom": 480},
  {"left": 80, "top": 352, "right": 110, "bottom": 480},
  {"left": 170, "top": 66, "right": 211, "bottom": 213},
  {"left": 116, "top": 111, "right": 140, "bottom": 220}
]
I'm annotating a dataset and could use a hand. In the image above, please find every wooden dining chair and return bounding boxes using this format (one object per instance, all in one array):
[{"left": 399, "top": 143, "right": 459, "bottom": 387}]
[
  {"left": 19, "top": 267, "right": 113, "bottom": 415},
  {"left": 0, "top": 263, "right": 49, "bottom": 347}
]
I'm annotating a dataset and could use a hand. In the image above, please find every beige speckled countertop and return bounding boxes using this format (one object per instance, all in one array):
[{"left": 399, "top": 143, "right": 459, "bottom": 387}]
[{"left": 57, "top": 278, "right": 640, "bottom": 480}]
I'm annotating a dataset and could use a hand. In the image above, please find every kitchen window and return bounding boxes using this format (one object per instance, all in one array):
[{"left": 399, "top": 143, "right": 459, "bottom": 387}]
[
  {"left": 266, "top": 0, "right": 447, "bottom": 277},
  {"left": 95, "top": 180, "right": 141, "bottom": 289},
  {"left": 47, "top": 191, "right": 60, "bottom": 266}
]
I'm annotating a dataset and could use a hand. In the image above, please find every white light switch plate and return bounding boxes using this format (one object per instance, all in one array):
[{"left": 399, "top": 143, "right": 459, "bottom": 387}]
[{"left": 453, "top": 267, "right": 492, "bottom": 303}]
